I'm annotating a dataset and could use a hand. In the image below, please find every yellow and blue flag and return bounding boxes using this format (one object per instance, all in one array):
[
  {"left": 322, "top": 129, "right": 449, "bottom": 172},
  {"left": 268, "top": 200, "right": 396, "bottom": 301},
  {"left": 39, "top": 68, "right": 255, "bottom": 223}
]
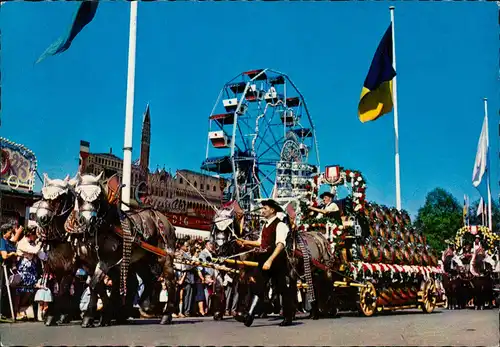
[
  {"left": 36, "top": 1, "right": 99, "bottom": 64},
  {"left": 358, "top": 24, "right": 396, "bottom": 123}
]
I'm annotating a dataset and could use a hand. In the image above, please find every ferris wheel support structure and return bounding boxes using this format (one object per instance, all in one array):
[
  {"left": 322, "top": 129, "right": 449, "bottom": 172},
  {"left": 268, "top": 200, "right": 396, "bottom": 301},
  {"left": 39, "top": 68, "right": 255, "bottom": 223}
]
[{"left": 229, "top": 80, "right": 252, "bottom": 202}]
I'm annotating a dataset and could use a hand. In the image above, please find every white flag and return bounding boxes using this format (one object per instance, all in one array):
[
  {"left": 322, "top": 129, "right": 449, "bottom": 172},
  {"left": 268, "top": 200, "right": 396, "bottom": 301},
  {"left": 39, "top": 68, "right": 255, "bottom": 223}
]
[
  {"left": 477, "top": 197, "right": 484, "bottom": 216},
  {"left": 472, "top": 114, "right": 489, "bottom": 193}
]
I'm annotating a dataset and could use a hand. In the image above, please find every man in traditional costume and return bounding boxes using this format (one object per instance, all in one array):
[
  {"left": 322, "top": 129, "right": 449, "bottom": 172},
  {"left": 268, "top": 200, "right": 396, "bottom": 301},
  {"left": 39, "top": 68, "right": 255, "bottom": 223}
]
[
  {"left": 473, "top": 235, "right": 482, "bottom": 253},
  {"left": 308, "top": 191, "right": 340, "bottom": 219},
  {"left": 235, "top": 199, "right": 295, "bottom": 327}
]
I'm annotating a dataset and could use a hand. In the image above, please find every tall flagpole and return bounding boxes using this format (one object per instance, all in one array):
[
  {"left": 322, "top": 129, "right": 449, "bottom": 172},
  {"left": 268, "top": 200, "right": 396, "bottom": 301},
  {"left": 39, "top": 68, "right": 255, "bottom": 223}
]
[
  {"left": 484, "top": 97, "right": 493, "bottom": 230},
  {"left": 121, "top": 1, "right": 138, "bottom": 212},
  {"left": 390, "top": 6, "right": 402, "bottom": 211},
  {"left": 482, "top": 200, "right": 485, "bottom": 226}
]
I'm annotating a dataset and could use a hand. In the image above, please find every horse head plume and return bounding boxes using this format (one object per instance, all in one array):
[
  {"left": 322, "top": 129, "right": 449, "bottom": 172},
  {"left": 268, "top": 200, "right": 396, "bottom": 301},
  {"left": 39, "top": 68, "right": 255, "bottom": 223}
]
[
  {"left": 75, "top": 172, "right": 104, "bottom": 203},
  {"left": 43, "top": 173, "right": 51, "bottom": 187},
  {"left": 41, "top": 174, "right": 71, "bottom": 200},
  {"left": 37, "top": 174, "right": 75, "bottom": 238},
  {"left": 214, "top": 207, "right": 234, "bottom": 231}
]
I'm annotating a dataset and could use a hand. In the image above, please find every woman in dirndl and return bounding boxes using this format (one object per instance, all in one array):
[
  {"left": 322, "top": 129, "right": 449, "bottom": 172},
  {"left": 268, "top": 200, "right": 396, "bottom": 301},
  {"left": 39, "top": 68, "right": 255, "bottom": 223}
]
[{"left": 14, "top": 226, "right": 42, "bottom": 319}]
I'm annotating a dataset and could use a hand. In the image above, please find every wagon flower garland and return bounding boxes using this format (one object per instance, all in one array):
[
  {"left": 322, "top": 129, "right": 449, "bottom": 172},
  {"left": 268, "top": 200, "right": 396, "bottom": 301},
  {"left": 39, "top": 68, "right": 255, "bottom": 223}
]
[
  {"left": 341, "top": 169, "right": 367, "bottom": 213},
  {"left": 455, "top": 225, "right": 500, "bottom": 250},
  {"left": 305, "top": 175, "right": 321, "bottom": 197},
  {"left": 298, "top": 201, "right": 343, "bottom": 232}
]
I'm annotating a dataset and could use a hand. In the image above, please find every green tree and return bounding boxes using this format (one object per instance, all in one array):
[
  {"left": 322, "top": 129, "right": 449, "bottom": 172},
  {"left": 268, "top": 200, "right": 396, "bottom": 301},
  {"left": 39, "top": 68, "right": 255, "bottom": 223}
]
[{"left": 414, "top": 188, "right": 463, "bottom": 252}]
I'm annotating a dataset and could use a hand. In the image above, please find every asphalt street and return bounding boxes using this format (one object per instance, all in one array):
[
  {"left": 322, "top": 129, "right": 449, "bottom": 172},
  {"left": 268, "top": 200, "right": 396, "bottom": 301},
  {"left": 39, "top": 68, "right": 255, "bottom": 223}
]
[{"left": 0, "top": 309, "right": 498, "bottom": 346}]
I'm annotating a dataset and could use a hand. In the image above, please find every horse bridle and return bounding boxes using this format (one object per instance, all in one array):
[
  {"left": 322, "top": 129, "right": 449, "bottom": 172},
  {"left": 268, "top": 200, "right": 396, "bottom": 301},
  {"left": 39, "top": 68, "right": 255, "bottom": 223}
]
[{"left": 38, "top": 193, "right": 75, "bottom": 241}]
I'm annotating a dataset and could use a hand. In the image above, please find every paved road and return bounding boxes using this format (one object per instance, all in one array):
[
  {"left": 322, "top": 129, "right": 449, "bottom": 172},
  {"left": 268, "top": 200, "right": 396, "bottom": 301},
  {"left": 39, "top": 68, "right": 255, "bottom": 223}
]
[{"left": 0, "top": 309, "right": 498, "bottom": 346}]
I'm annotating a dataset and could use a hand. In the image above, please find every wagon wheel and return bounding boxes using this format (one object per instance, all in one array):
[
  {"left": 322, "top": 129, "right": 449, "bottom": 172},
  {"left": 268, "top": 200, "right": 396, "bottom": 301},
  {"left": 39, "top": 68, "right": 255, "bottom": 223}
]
[
  {"left": 357, "top": 282, "right": 377, "bottom": 317},
  {"left": 442, "top": 295, "right": 449, "bottom": 310},
  {"left": 420, "top": 278, "right": 437, "bottom": 313}
]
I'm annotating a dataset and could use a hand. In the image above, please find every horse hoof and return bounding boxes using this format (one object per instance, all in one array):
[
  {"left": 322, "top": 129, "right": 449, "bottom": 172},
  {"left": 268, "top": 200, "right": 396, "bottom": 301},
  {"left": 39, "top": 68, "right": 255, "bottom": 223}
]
[
  {"left": 139, "top": 307, "right": 155, "bottom": 319},
  {"left": 213, "top": 312, "right": 223, "bottom": 321},
  {"left": 329, "top": 308, "right": 339, "bottom": 318},
  {"left": 98, "top": 316, "right": 112, "bottom": 327},
  {"left": 115, "top": 316, "right": 129, "bottom": 325},
  {"left": 57, "top": 314, "right": 70, "bottom": 325},
  {"left": 81, "top": 317, "right": 94, "bottom": 328},
  {"left": 306, "top": 311, "right": 320, "bottom": 320},
  {"left": 160, "top": 315, "right": 172, "bottom": 325},
  {"left": 45, "top": 316, "right": 57, "bottom": 326}
]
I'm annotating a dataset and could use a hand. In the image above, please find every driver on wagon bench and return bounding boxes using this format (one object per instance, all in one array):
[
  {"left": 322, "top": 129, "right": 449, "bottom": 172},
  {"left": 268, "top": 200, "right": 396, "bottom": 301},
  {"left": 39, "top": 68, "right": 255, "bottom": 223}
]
[{"left": 308, "top": 191, "right": 340, "bottom": 219}]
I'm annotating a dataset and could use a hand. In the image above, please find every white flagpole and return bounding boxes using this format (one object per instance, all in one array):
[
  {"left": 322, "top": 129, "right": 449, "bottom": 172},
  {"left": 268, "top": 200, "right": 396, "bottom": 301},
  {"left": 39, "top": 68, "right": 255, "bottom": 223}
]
[
  {"left": 482, "top": 200, "right": 486, "bottom": 226},
  {"left": 121, "top": 1, "right": 138, "bottom": 211},
  {"left": 484, "top": 97, "right": 493, "bottom": 230},
  {"left": 390, "top": 6, "right": 402, "bottom": 211}
]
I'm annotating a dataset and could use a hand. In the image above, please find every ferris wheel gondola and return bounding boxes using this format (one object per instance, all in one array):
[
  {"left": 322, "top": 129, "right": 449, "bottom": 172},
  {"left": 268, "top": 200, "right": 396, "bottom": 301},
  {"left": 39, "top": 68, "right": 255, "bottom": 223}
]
[{"left": 201, "top": 69, "right": 320, "bottom": 211}]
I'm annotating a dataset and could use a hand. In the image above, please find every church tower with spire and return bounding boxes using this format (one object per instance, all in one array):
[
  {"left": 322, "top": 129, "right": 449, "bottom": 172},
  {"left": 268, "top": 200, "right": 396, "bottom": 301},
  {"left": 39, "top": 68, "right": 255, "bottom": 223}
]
[{"left": 140, "top": 104, "right": 151, "bottom": 176}]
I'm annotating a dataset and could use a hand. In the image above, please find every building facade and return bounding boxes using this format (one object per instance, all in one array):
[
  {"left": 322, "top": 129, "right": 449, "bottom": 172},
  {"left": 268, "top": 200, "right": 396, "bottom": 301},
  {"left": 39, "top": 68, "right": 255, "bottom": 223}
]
[{"left": 78, "top": 107, "right": 227, "bottom": 239}]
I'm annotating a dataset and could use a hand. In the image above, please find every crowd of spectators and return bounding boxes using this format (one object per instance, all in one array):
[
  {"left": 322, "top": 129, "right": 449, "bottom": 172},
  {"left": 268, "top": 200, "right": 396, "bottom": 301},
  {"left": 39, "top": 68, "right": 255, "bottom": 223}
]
[
  {"left": 0, "top": 222, "right": 47, "bottom": 321},
  {"left": 0, "top": 227, "right": 309, "bottom": 322},
  {"left": 172, "top": 237, "right": 217, "bottom": 318},
  {"left": 0, "top": 229, "right": 236, "bottom": 321}
]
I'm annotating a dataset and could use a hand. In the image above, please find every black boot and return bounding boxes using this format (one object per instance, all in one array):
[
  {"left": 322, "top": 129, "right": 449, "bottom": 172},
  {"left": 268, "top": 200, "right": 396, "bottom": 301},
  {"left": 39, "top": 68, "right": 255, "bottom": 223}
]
[
  {"left": 81, "top": 316, "right": 94, "bottom": 328},
  {"left": 306, "top": 301, "right": 319, "bottom": 320},
  {"left": 243, "top": 296, "right": 259, "bottom": 327},
  {"left": 160, "top": 314, "right": 172, "bottom": 325},
  {"left": 279, "top": 316, "right": 293, "bottom": 327}
]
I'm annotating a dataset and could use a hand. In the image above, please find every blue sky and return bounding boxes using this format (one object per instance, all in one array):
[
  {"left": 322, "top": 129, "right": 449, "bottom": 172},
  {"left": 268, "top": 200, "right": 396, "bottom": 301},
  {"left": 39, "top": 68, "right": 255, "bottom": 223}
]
[{"left": 2, "top": 1, "right": 498, "bottom": 218}]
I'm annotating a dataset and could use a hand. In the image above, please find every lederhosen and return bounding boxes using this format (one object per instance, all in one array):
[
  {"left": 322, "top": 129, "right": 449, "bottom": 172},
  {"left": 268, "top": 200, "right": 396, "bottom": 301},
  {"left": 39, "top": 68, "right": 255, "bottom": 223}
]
[{"left": 252, "top": 218, "right": 294, "bottom": 319}]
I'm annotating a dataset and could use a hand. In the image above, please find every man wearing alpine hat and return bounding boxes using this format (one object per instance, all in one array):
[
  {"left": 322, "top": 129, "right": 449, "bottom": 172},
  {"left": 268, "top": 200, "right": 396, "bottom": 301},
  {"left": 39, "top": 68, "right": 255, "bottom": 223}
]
[
  {"left": 235, "top": 199, "right": 295, "bottom": 327},
  {"left": 308, "top": 191, "right": 341, "bottom": 220},
  {"left": 473, "top": 235, "right": 483, "bottom": 252}
]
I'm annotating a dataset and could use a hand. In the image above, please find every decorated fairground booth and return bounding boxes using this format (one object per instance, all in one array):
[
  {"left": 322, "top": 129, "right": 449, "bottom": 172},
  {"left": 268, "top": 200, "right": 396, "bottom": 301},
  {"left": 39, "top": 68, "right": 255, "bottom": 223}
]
[{"left": 0, "top": 137, "right": 41, "bottom": 226}]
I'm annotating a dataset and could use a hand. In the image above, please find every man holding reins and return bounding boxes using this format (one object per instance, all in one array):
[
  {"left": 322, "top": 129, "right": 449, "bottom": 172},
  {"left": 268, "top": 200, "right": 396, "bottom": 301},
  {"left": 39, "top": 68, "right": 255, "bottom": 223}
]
[{"left": 235, "top": 199, "right": 295, "bottom": 327}]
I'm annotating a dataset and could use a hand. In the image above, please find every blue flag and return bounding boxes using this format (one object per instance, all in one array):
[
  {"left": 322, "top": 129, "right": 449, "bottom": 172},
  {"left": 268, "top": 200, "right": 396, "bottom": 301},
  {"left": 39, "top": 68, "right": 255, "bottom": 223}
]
[
  {"left": 358, "top": 24, "right": 396, "bottom": 123},
  {"left": 36, "top": 1, "right": 99, "bottom": 64}
]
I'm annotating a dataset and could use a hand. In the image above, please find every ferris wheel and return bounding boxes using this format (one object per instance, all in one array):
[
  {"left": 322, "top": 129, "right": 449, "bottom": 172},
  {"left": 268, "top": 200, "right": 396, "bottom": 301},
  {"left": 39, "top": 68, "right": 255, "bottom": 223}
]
[{"left": 201, "top": 69, "right": 320, "bottom": 211}]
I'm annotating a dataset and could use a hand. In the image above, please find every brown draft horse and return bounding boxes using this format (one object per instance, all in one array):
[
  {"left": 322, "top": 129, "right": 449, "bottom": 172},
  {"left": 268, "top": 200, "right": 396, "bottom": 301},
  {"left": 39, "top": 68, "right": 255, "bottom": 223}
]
[
  {"left": 442, "top": 253, "right": 468, "bottom": 309},
  {"left": 36, "top": 174, "right": 81, "bottom": 326},
  {"left": 38, "top": 174, "right": 138, "bottom": 327},
  {"left": 67, "top": 172, "right": 177, "bottom": 326},
  {"left": 470, "top": 249, "right": 495, "bottom": 310}
]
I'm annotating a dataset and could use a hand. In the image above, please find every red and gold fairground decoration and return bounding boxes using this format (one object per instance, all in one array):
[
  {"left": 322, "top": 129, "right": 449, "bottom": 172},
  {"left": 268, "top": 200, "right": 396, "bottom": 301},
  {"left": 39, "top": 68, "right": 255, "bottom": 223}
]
[{"left": 0, "top": 137, "right": 40, "bottom": 225}]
